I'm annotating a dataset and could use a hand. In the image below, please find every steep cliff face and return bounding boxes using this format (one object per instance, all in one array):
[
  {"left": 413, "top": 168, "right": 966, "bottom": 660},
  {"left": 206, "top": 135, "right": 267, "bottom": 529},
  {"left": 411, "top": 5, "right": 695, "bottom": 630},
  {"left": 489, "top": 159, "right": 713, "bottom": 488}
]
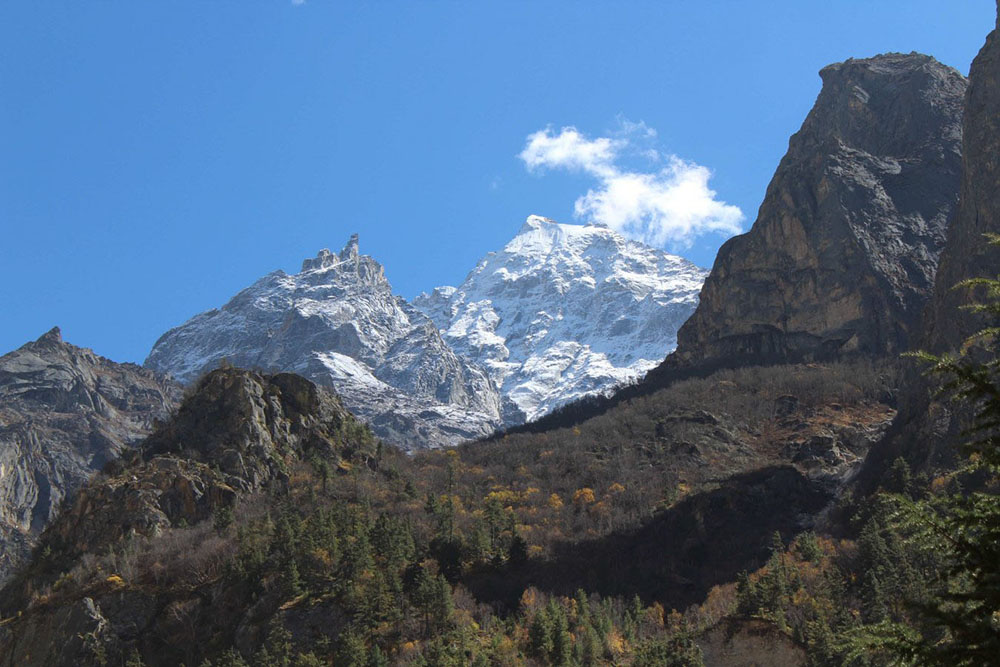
[
  {"left": 860, "top": 7, "right": 1000, "bottom": 478},
  {"left": 145, "top": 236, "right": 503, "bottom": 450},
  {"left": 666, "top": 53, "right": 966, "bottom": 370},
  {"left": 924, "top": 11, "right": 1000, "bottom": 353},
  {"left": 0, "top": 328, "right": 181, "bottom": 583}
]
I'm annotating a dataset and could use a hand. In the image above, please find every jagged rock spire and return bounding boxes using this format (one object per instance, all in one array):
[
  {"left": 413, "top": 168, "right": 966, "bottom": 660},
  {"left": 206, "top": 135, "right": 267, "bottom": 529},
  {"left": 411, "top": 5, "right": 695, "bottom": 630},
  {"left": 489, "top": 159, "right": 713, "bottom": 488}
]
[
  {"left": 339, "top": 233, "right": 360, "bottom": 261},
  {"left": 146, "top": 231, "right": 502, "bottom": 450},
  {"left": 37, "top": 326, "right": 62, "bottom": 345}
]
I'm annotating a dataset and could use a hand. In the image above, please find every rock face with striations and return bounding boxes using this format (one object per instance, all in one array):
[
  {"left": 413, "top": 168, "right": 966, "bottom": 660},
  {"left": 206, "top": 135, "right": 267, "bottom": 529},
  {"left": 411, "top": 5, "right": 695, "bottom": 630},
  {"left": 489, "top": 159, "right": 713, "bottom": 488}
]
[
  {"left": 0, "top": 328, "right": 181, "bottom": 583},
  {"left": 924, "top": 8, "right": 1000, "bottom": 353},
  {"left": 145, "top": 236, "right": 504, "bottom": 450},
  {"left": 665, "top": 53, "right": 966, "bottom": 370},
  {"left": 860, "top": 7, "right": 1000, "bottom": 478}
]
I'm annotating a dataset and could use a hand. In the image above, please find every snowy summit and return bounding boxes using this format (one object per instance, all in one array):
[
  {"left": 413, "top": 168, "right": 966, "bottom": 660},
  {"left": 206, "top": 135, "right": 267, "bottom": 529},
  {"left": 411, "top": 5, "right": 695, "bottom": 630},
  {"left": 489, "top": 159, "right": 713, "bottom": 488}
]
[
  {"left": 414, "top": 215, "right": 708, "bottom": 421},
  {"left": 145, "top": 236, "right": 503, "bottom": 450}
]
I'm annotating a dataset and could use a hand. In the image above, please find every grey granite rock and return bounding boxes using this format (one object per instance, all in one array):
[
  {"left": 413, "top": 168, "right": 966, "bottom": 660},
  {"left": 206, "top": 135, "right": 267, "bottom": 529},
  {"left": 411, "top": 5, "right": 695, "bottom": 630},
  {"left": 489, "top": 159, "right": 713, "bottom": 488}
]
[{"left": 0, "top": 328, "right": 181, "bottom": 583}]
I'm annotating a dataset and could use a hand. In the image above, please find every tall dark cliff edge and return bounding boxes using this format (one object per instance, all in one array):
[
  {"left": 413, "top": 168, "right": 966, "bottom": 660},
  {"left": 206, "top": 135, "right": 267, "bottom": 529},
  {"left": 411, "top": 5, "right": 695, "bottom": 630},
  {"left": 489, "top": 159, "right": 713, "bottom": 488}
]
[
  {"left": 860, "top": 5, "right": 1000, "bottom": 479},
  {"left": 662, "top": 53, "right": 966, "bottom": 372},
  {"left": 923, "top": 8, "right": 1000, "bottom": 353}
]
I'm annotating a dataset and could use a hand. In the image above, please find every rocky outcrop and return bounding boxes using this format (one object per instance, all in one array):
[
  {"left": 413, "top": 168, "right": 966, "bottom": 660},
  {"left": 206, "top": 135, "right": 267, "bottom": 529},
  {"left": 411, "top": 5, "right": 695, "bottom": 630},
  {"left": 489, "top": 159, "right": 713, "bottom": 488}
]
[
  {"left": 0, "top": 328, "right": 181, "bottom": 583},
  {"left": 145, "top": 236, "right": 504, "bottom": 450},
  {"left": 663, "top": 54, "right": 966, "bottom": 371},
  {"left": 32, "top": 368, "right": 371, "bottom": 562},
  {"left": 0, "top": 367, "right": 376, "bottom": 666},
  {"left": 414, "top": 215, "right": 707, "bottom": 421}
]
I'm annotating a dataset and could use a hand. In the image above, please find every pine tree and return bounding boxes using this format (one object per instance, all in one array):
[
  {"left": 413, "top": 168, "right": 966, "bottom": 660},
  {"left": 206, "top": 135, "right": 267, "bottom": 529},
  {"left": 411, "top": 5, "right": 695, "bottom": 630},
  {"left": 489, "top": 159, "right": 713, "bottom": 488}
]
[
  {"left": 736, "top": 570, "right": 760, "bottom": 617},
  {"left": 547, "top": 599, "right": 572, "bottom": 666},
  {"left": 337, "top": 630, "right": 367, "bottom": 667},
  {"left": 847, "top": 236, "right": 1000, "bottom": 664},
  {"left": 529, "top": 606, "right": 554, "bottom": 661}
]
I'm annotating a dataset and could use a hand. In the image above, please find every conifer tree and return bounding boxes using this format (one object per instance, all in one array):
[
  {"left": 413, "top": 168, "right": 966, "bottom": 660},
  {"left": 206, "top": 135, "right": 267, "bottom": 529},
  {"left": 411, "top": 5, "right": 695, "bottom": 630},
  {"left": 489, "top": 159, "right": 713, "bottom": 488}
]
[{"left": 848, "top": 236, "right": 1000, "bottom": 664}]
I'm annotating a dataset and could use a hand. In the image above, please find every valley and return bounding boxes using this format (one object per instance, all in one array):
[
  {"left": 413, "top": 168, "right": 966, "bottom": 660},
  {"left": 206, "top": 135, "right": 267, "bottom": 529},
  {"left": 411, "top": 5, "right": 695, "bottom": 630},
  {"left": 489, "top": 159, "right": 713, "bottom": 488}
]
[{"left": 0, "top": 4, "right": 998, "bottom": 666}]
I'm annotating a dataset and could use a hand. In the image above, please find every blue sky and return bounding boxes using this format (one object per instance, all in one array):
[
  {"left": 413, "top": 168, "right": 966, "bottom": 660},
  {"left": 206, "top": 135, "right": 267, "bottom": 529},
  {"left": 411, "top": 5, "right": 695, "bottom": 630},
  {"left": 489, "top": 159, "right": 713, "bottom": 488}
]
[{"left": 1, "top": 1, "right": 994, "bottom": 364}]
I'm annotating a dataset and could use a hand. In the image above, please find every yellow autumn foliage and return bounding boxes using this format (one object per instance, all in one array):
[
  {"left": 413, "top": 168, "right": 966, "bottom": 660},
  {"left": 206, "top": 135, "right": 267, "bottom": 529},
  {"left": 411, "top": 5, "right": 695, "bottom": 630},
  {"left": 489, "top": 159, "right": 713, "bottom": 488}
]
[{"left": 572, "top": 487, "right": 596, "bottom": 506}]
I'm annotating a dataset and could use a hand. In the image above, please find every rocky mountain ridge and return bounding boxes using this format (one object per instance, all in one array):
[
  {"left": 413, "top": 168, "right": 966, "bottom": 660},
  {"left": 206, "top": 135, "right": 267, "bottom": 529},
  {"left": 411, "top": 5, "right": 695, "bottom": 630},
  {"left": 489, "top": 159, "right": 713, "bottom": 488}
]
[
  {"left": 145, "top": 236, "right": 505, "bottom": 450},
  {"left": 414, "top": 216, "right": 706, "bottom": 421},
  {"left": 0, "top": 14, "right": 996, "bottom": 666},
  {"left": 0, "top": 328, "right": 181, "bottom": 583}
]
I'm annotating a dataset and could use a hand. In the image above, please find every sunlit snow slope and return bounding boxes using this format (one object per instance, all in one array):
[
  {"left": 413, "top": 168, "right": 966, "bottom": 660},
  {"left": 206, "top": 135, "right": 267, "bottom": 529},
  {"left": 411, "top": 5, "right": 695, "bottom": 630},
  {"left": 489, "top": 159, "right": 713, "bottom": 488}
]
[
  {"left": 145, "top": 236, "right": 503, "bottom": 450},
  {"left": 414, "top": 216, "right": 708, "bottom": 421}
]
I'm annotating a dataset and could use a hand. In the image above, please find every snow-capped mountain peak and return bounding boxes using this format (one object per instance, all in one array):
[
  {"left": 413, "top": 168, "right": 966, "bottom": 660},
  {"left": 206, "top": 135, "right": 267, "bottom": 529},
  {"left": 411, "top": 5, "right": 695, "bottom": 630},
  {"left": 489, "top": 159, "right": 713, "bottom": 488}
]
[
  {"left": 146, "top": 235, "right": 503, "bottom": 450},
  {"left": 414, "top": 215, "right": 708, "bottom": 421}
]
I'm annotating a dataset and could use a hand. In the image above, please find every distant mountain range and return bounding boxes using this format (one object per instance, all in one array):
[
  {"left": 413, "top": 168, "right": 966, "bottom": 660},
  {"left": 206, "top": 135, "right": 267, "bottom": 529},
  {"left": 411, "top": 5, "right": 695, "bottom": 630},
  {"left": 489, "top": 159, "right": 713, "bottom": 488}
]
[
  {"left": 145, "top": 235, "right": 504, "bottom": 450},
  {"left": 145, "top": 220, "right": 706, "bottom": 448}
]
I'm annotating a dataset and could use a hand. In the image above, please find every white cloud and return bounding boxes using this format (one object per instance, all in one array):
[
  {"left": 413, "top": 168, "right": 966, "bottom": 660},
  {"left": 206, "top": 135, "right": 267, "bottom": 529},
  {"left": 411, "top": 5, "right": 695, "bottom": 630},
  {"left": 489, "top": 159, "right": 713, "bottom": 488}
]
[
  {"left": 519, "top": 127, "right": 620, "bottom": 177},
  {"left": 518, "top": 124, "right": 743, "bottom": 249}
]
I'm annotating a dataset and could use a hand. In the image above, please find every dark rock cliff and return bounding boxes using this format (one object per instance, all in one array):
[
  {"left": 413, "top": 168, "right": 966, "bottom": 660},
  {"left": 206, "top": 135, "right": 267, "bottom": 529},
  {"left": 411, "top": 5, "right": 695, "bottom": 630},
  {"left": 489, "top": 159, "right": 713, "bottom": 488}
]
[
  {"left": 0, "top": 328, "right": 181, "bottom": 582},
  {"left": 923, "top": 8, "right": 1000, "bottom": 354},
  {"left": 861, "top": 5, "right": 1000, "bottom": 478},
  {"left": 664, "top": 53, "right": 966, "bottom": 371}
]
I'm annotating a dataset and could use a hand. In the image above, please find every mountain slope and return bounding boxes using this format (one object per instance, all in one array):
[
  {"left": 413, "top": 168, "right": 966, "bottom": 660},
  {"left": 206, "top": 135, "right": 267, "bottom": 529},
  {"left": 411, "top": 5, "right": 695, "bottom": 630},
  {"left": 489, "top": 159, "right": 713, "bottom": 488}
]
[
  {"left": 0, "top": 368, "right": 379, "bottom": 666},
  {"left": 145, "top": 236, "right": 503, "bottom": 450},
  {"left": 0, "top": 328, "right": 181, "bottom": 583},
  {"left": 661, "top": 53, "right": 966, "bottom": 371},
  {"left": 414, "top": 216, "right": 707, "bottom": 421}
]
